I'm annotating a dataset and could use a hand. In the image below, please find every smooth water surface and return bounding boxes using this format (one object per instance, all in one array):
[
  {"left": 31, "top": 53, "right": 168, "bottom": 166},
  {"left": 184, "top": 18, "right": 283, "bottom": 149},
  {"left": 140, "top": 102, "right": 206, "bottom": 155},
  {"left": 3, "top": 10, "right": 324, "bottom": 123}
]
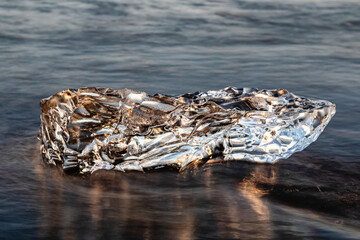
[{"left": 0, "top": 0, "right": 359, "bottom": 239}]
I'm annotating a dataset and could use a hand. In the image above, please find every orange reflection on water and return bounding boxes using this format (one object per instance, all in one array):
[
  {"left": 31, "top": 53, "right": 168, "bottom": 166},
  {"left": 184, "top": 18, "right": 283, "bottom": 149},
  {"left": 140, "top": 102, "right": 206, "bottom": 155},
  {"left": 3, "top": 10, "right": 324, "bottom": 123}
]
[{"left": 34, "top": 148, "right": 278, "bottom": 240}]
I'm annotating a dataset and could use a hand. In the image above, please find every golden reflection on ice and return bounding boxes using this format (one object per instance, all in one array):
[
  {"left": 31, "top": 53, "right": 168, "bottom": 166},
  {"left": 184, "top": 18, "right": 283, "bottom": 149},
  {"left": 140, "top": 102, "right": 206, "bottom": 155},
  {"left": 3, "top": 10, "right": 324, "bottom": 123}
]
[{"left": 39, "top": 87, "right": 335, "bottom": 174}]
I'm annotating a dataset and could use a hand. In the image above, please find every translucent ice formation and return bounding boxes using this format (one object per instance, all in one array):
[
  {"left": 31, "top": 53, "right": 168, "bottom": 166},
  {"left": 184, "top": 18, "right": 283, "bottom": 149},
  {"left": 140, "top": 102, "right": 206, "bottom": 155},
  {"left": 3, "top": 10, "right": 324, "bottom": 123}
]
[{"left": 39, "top": 87, "right": 335, "bottom": 174}]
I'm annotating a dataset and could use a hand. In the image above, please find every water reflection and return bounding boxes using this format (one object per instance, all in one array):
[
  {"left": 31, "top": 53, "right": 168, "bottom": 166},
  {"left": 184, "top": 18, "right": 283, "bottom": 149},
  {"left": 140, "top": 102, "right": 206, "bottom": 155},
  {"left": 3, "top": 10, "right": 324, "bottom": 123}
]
[
  {"left": 35, "top": 153, "right": 278, "bottom": 239},
  {"left": 2, "top": 0, "right": 360, "bottom": 238}
]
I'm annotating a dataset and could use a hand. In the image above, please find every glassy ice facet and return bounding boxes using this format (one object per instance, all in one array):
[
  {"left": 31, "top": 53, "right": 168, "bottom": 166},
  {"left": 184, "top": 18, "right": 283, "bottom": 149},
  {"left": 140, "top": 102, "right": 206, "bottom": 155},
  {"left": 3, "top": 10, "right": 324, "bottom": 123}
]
[{"left": 39, "top": 87, "right": 336, "bottom": 174}]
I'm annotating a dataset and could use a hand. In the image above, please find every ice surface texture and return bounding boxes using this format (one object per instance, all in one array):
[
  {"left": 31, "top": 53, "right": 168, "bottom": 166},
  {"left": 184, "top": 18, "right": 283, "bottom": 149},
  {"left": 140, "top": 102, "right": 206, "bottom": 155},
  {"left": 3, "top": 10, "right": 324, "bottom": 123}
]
[{"left": 39, "top": 87, "right": 335, "bottom": 174}]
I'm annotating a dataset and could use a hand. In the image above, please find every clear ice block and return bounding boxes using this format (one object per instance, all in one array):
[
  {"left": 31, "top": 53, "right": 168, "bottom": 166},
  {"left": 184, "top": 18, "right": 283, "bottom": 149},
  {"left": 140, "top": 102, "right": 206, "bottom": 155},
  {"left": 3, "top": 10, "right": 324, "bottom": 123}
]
[{"left": 39, "top": 87, "right": 336, "bottom": 174}]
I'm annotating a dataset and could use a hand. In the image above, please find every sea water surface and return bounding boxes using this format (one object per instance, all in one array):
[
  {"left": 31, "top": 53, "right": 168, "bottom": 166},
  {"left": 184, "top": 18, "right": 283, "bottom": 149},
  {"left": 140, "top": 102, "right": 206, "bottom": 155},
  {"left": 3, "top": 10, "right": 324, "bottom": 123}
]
[{"left": 0, "top": 0, "right": 359, "bottom": 239}]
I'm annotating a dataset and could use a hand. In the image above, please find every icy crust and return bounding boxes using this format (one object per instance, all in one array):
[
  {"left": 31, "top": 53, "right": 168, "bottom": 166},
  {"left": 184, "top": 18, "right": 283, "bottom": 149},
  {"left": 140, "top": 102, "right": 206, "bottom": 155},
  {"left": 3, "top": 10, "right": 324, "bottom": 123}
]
[{"left": 39, "top": 87, "right": 336, "bottom": 174}]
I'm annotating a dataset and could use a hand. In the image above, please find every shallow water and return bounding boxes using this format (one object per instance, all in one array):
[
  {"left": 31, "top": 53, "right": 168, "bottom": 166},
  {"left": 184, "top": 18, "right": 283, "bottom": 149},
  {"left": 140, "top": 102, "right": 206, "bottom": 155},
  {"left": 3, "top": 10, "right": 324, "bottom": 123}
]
[{"left": 0, "top": 0, "right": 359, "bottom": 239}]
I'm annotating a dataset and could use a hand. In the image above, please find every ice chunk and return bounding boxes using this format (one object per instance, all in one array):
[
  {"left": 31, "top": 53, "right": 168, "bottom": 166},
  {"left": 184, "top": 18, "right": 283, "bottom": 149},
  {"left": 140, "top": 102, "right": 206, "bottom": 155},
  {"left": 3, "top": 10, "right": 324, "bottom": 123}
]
[{"left": 39, "top": 87, "right": 336, "bottom": 174}]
